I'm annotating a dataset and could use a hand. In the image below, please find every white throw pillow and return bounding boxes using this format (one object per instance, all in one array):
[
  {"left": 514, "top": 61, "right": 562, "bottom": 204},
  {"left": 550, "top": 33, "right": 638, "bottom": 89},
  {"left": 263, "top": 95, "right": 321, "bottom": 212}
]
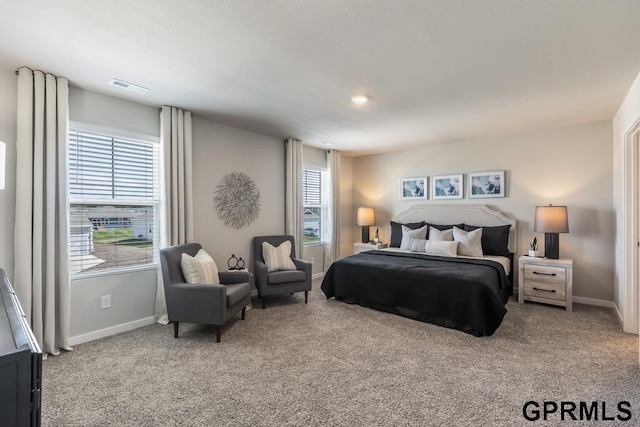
[
  {"left": 410, "top": 238, "right": 428, "bottom": 253},
  {"left": 181, "top": 249, "right": 220, "bottom": 284},
  {"left": 428, "top": 226, "right": 453, "bottom": 241},
  {"left": 262, "top": 240, "right": 297, "bottom": 272},
  {"left": 400, "top": 225, "right": 427, "bottom": 250},
  {"left": 424, "top": 241, "right": 459, "bottom": 257},
  {"left": 453, "top": 226, "right": 483, "bottom": 257}
]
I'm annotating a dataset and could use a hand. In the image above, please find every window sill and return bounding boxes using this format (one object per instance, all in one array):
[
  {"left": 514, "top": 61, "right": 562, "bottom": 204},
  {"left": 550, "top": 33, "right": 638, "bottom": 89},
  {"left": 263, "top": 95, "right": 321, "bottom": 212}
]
[
  {"left": 303, "top": 242, "right": 327, "bottom": 247},
  {"left": 71, "top": 263, "right": 157, "bottom": 281}
]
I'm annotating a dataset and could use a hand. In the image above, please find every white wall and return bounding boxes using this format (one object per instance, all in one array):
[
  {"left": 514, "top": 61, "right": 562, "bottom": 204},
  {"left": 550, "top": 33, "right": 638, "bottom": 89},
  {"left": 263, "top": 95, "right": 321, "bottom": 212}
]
[
  {"left": 191, "top": 117, "right": 285, "bottom": 284},
  {"left": 69, "top": 268, "right": 157, "bottom": 344},
  {"left": 0, "top": 67, "right": 17, "bottom": 280},
  {"left": 347, "top": 121, "right": 614, "bottom": 303},
  {"left": 68, "top": 87, "right": 161, "bottom": 342},
  {"left": 339, "top": 155, "right": 354, "bottom": 258},
  {"left": 613, "top": 71, "right": 640, "bottom": 332},
  {"left": 69, "top": 87, "right": 160, "bottom": 137}
]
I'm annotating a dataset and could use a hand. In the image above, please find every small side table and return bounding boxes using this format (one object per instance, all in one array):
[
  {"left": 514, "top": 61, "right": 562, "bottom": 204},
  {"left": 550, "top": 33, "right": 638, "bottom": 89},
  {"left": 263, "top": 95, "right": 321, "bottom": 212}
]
[
  {"left": 518, "top": 256, "right": 573, "bottom": 311},
  {"left": 353, "top": 242, "right": 388, "bottom": 255}
]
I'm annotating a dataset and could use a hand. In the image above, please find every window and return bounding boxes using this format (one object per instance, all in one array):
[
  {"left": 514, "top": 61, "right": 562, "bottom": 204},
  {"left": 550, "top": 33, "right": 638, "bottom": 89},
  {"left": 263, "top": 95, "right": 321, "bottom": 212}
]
[
  {"left": 302, "top": 168, "right": 328, "bottom": 245},
  {"left": 68, "top": 125, "right": 160, "bottom": 275}
]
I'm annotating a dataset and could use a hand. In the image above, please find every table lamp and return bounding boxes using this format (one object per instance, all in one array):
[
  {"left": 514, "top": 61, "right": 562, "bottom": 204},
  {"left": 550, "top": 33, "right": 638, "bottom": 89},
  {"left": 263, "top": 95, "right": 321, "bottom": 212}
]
[
  {"left": 356, "top": 207, "right": 375, "bottom": 243},
  {"left": 534, "top": 205, "right": 569, "bottom": 259}
]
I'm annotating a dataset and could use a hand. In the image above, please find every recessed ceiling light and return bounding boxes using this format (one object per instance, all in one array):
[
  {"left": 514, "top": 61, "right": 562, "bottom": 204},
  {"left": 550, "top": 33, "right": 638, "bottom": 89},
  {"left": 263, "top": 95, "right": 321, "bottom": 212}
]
[
  {"left": 351, "top": 94, "right": 369, "bottom": 104},
  {"left": 320, "top": 141, "right": 335, "bottom": 146},
  {"left": 109, "top": 78, "right": 149, "bottom": 94}
]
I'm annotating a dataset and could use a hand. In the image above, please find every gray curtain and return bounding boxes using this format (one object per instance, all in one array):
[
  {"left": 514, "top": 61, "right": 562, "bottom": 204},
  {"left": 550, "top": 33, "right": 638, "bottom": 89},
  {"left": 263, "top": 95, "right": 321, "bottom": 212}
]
[
  {"left": 155, "top": 106, "right": 194, "bottom": 324},
  {"left": 324, "top": 149, "right": 341, "bottom": 270},
  {"left": 285, "top": 138, "right": 304, "bottom": 256},
  {"left": 14, "top": 67, "right": 71, "bottom": 356}
]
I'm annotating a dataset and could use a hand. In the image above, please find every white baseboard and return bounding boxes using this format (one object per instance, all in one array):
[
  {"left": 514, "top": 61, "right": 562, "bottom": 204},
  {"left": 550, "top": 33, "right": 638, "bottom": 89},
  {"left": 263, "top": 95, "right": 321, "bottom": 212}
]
[
  {"left": 572, "top": 296, "right": 615, "bottom": 308},
  {"left": 69, "top": 316, "right": 155, "bottom": 346},
  {"left": 514, "top": 287, "right": 614, "bottom": 309},
  {"left": 312, "top": 272, "right": 325, "bottom": 280},
  {"left": 612, "top": 302, "right": 624, "bottom": 325}
]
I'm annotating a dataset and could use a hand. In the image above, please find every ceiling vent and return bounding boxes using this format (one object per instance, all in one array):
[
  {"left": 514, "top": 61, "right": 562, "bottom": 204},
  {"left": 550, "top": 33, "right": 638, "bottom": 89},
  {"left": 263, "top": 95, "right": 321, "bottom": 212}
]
[{"left": 109, "top": 79, "right": 149, "bottom": 94}]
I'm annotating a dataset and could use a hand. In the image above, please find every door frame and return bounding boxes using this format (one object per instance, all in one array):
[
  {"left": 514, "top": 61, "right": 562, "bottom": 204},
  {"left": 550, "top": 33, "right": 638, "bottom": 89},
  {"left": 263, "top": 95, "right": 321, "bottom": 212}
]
[{"left": 623, "top": 120, "right": 640, "bottom": 334}]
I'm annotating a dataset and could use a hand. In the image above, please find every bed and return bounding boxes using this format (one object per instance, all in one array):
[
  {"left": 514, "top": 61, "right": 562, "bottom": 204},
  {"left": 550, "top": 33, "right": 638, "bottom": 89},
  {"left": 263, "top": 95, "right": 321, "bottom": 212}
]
[{"left": 321, "top": 205, "right": 517, "bottom": 336}]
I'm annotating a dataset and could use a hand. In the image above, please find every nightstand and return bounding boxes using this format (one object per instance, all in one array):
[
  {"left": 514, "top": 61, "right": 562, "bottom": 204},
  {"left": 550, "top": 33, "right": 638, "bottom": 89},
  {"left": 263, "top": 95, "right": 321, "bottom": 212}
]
[
  {"left": 518, "top": 256, "right": 573, "bottom": 311},
  {"left": 353, "top": 242, "right": 388, "bottom": 254}
]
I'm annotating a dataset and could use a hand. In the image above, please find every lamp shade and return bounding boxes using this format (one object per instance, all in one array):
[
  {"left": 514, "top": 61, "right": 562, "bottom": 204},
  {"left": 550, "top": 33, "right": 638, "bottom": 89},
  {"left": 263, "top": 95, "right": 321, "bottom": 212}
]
[
  {"left": 534, "top": 205, "right": 569, "bottom": 233},
  {"left": 356, "top": 207, "right": 375, "bottom": 226}
]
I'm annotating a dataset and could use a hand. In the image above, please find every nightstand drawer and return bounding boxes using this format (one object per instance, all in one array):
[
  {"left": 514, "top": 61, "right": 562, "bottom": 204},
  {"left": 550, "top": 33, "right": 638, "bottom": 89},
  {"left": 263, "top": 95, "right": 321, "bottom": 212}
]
[
  {"left": 524, "top": 281, "right": 566, "bottom": 302},
  {"left": 524, "top": 264, "right": 566, "bottom": 284}
]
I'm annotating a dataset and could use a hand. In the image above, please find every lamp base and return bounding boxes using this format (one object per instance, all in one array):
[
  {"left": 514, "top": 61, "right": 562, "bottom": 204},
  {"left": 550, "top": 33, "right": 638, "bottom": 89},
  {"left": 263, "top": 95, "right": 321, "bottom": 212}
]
[
  {"left": 361, "top": 226, "right": 370, "bottom": 244},
  {"left": 544, "top": 233, "right": 560, "bottom": 259}
]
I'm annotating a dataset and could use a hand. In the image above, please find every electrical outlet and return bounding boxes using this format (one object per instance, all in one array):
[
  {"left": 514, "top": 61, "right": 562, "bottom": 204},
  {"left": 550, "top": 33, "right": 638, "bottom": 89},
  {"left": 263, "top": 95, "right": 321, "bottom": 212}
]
[
  {"left": 311, "top": 257, "right": 315, "bottom": 265},
  {"left": 101, "top": 295, "right": 111, "bottom": 309}
]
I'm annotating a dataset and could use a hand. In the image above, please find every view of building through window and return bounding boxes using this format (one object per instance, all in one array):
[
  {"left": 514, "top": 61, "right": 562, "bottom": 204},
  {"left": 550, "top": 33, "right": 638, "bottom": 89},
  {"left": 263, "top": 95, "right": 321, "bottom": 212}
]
[{"left": 68, "top": 126, "right": 160, "bottom": 275}]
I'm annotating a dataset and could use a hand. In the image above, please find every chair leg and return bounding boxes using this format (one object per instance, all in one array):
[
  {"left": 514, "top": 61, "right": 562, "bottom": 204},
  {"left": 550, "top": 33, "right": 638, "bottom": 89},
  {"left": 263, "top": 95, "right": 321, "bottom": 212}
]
[
  {"left": 215, "top": 325, "right": 221, "bottom": 343},
  {"left": 241, "top": 307, "right": 246, "bottom": 320},
  {"left": 173, "top": 321, "right": 179, "bottom": 338},
  {"left": 305, "top": 290, "right": 308, "bottom": 304},
  {"left": 261, "top": 297, "right": 266, "bottom": 309}
]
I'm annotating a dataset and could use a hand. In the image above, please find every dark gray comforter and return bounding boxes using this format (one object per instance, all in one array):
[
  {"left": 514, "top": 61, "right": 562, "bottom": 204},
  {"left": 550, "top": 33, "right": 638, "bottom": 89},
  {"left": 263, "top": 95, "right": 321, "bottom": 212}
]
[{"left": 321, "top": 250, "right": 512, "bottom": 336}]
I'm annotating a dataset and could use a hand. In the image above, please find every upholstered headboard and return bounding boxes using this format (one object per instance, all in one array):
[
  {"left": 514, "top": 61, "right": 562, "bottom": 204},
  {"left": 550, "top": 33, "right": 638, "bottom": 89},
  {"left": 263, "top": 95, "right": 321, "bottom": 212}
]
[{"left": 392, "top": 204, "right": 517, "bottom": 253}]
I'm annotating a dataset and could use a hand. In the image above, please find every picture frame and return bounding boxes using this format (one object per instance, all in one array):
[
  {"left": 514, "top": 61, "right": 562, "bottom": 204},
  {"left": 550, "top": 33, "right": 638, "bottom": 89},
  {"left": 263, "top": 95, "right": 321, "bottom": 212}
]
[
  {"left": 468, "top": 170, "right": 505, "bottom": 198},
  {"left": 400, "top": 177, "right": 427, "bottom": 200},
  {"left": 432, "top": 174, "right": 463, "bottom": 200}
]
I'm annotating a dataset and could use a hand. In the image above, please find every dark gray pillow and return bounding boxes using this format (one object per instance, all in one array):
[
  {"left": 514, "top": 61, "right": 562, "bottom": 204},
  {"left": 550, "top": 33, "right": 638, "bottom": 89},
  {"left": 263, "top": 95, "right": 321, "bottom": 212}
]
[
  {"left": 390, "top": 221, "right": 426, "bottom": 248},
  {"left": 463, "top": 224, "right": 511, "bottom": 257}
]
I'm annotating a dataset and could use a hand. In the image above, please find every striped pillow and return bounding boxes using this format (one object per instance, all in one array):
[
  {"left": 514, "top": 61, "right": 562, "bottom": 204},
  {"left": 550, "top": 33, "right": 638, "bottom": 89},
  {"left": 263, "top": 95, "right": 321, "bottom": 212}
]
[
  {"left": 181, "top": 249, "right": 220, "bottom": 284},
  {"left": 262, "top": 240, "right": 297, "bottom": 272}
]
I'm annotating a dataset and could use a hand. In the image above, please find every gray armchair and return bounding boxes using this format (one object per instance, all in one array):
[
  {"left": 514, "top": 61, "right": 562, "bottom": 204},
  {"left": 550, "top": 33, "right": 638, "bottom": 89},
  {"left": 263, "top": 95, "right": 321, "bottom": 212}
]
[
  {"left": 159, "top": 243, "right": 251, "bottom": 342},
  {"left": 252, "top": 235, "right": 312, "bottom": 309}
]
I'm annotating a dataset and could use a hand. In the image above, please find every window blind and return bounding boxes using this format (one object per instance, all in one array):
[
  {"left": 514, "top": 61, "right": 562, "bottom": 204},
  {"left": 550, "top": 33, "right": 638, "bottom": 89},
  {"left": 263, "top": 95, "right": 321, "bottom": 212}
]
[
  {"left": 302, "top": 169, "right": 321, "bottom": 206},
  {"left": 68, "top": 130, "right": 159, "bottom": 201}
]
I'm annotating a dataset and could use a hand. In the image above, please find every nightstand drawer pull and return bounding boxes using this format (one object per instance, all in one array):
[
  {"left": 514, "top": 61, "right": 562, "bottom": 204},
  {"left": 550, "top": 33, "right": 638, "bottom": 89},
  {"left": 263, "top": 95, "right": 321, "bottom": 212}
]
[
  {"left": 532, "top": 271, "right": 556, "bottom": 277},
  {"left": 532, "top": 287, "right": 556, "bottom": 293}
]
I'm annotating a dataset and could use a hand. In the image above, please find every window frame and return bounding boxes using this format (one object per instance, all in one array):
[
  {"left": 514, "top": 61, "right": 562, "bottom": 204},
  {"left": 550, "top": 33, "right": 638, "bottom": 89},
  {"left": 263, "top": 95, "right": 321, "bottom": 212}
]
[
  {"left": 68, "top": 122, "right": 161, "bottom": 277},
  {"left": 302, "top": 166, "right": 328, "bottom": 246}
]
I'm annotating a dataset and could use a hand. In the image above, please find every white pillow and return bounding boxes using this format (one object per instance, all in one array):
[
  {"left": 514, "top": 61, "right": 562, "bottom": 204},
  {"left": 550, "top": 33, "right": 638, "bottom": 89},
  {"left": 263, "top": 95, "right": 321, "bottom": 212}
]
[
  {"left": 262, "top": 240, "right": 297, "bottom": 272},
  {"left": 181, "top": 249, "right": 220, "bottom": 285},
  {"left": 424, "top": 241, "right": 459, "bottom": 257},
  {"left": 453, "top": 226, "right": 483, "bottom": 257},
  {"left": 410, "top": 238, "right": 428, "bottom": 252},
  {"left": 428, "top": 226, "right": 453, "bottom": 241},
  {"left": 400, "top": 225, "right": 427, "bottom": 250}
]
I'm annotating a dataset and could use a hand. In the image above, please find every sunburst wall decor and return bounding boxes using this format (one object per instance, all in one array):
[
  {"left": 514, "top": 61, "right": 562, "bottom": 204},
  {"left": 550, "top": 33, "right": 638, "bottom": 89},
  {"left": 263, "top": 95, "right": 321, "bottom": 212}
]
[{"left": 213, "top": 172, "right": 261, "bottom": 229}]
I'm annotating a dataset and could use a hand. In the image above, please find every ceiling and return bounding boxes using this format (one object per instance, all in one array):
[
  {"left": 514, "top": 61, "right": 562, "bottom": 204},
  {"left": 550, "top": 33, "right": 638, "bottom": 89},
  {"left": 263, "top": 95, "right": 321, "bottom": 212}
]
[{"left": 1, "top": 1, "right": 639, "bottom": 156}]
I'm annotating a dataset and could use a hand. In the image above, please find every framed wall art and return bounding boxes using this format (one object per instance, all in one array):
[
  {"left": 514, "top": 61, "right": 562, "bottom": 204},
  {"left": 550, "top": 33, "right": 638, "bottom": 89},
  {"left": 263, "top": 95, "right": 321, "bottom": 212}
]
[
  {"left": 400, "top": 177, "right": 427, "bottom": 200},
  {"left": 469, "top": 170, "right": 505, "bottom": 198},
  {"left": 432, "top": 174, "right": 463, "bottom": 200}
]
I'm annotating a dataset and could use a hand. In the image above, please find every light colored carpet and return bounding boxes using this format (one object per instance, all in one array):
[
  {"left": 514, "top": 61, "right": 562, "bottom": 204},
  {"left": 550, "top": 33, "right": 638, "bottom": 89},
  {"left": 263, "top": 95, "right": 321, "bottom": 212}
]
[{"left": 42, "top": 280, "right": 639, "bottom": 426}]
